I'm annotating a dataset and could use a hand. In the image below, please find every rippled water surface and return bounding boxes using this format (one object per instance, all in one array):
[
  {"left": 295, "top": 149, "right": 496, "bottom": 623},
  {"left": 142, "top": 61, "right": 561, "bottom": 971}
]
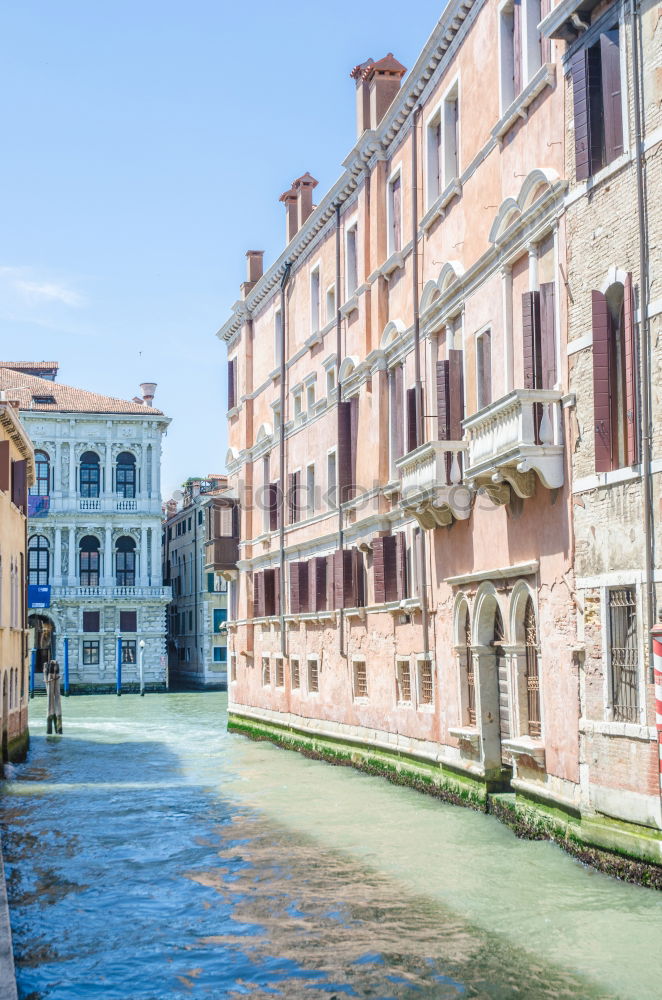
[{"left": 1, "top": 694, "right": 661, "bottom": 999}]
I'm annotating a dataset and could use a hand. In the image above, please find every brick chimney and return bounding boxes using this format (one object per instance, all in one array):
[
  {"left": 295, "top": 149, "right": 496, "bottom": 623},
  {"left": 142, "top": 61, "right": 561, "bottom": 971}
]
[
  {"left": 279, "top": 185, "right": 298, "bottom": 243},
  {"left": 351, "top": 53, "right": 406, "bottom": 134},
  {"left": 280, "top": 174, "right": 318, "bottom": 244},
  {"left": 241, "top": 250, "right": 264, "bottom": 298}
]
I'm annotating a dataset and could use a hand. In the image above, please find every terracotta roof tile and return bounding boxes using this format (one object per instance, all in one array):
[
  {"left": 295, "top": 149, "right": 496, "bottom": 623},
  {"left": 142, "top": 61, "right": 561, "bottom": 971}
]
[{"left": 0, "top": 367, "right": 165, "bottom": 416}]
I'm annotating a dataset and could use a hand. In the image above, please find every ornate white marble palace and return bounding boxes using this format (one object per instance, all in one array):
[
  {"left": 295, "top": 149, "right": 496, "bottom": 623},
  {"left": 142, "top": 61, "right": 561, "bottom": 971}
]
[{"left": 0, "top": 362, "right": 171, "bottom": 691}]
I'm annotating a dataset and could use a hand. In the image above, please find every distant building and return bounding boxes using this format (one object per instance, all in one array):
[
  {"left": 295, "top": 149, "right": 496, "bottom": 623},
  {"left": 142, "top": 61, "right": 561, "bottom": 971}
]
[
  {"left": 0, "top": 362, "right": 171, "bottom": 692},
  {"left": 0, "top": 388, "right": 35, "bottom": 761},
  {"left": 162, "top": 475, "right": 238, "bottom": 688}
]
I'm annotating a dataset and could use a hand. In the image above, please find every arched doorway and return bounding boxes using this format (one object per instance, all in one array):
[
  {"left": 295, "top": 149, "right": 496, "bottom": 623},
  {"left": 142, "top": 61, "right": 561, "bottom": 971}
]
[{"left": 28, "top": 614, "right": 56, "bottom": 674}]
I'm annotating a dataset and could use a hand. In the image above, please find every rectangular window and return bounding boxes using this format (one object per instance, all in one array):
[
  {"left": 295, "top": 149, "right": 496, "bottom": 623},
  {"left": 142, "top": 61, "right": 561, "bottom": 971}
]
[
  {"left": 293, "top": 389, "right": 303, "bottom": 418},
  {"left": 396, "top": 660, "right": 412, "bottom": 704},
  {"left": 307, "top": 657, "right": 319, "bottom": 694},
  {"left": 443, "top": 83, "right": 459, "bottom": 187},
  {"left": 346, "top": 225, "right": 358, "bottom": 299},
  {"left": 274, "top": 310, "right": 283, "bottom": 368},
  {"left": 476, "top": 330, "right": 492, "bottom": 409},
  {"left": 291, "top": 657, "right": 300, "bottom": 690},
  {"left": 327, "top": 451, "right": 337, "bottom": 509},
  {"left": 608, "top": 588, "right": 639, "bottom": 722},
  {"left": 427, "top": 113, "right": 442, "bottom": 204},
  {"left": 83, "top": 611, "right": 100, "bottom": 633},
  {"left": 326, "top": 366, "right": 337, "bottom": 396},
  {"left": 500, "top": 0, "right": 522, "bottom": 109},
  {"left": 571, "top": 26, "right": 624, "bottom": 180},
  {"left": 418, "top": 659, "right": 434, "bottom": 706},
  {"left": 306, "top": 381, "right": 315, "bottom": 411},
  {"left": 213, "top": 608, "right": 227, "bottom": 633},
  {"left": 80, "top": 550, "right": 99, "bottom": 587},
  {"left": 310, "top": 267, "right": 320, "bottom": 334},
  {"left": 326, "top": 285, "right": 336, "bottom": 324},
  {"left": 227, "top": 358, "right": 237, "bottom": 411},
  {"left": 306, "top": 464, "right": 315, "bottom": 516},
  {"left": 83, "top": 640, "right": 100, "bottom": 665},
  {"left": 207, "top": 572, "right": 215, "bottom": 593},
  {"left": 389, "top": 173, "right": 402, "bottom": 254},
  {"left": 213, "top": 645, "right": 227, "bottom": 663},
  {"left": 275, "top": 657, "right": 285, "bottom": 688},
  {"left": 119, "top": 610, "right": 137, "bottom": 633},
  {"left": 353, "top": 660, "right": 368, "bottom": 700},
  {"left": 121, "top": 640, "right": 136, "bottom": 665},
  {"left": 261, "top": 656, "right": 271, "bottom": 687}
]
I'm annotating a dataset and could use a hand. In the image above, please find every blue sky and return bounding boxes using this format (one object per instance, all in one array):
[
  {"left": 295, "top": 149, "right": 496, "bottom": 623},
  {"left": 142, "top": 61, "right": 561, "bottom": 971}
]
[{"left": 1, "top": 0, "right": 443, "bottom": 498}]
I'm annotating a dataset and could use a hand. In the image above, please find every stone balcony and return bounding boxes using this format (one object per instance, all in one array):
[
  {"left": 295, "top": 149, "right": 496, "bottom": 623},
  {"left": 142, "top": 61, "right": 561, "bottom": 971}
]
[
  {"left": 462, "top": 389, "right": 564, "bottom": 502},
  {"left": 31, "top": 495, "right": 163, "bottom": 516},
  {"left": 51, "top": 585, "right": 172, "bottom": 600},
  {"left": 396, "top": 440, "right": 472, "bottom": 529}
]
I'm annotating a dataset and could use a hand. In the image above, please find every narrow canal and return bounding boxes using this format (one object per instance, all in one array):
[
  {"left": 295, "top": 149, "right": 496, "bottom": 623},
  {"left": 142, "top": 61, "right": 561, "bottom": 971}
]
[{"left": 1, "top": 694, "right": 661, "bottom": 999}]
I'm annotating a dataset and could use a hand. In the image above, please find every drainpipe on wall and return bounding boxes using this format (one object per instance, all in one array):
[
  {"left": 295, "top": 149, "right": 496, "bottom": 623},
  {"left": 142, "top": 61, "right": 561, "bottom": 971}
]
[
  {"left": 630, "top": 0, "right": 655, "bottom": 678},
  {"left": 411, "top": 105, "right": 430, "bottom": 660},
  {"left": 335, "top": 203, "right": 345, "bottom": 658},
  {"left": 279, "top": 262, "right": 291, "bottom": 658}
]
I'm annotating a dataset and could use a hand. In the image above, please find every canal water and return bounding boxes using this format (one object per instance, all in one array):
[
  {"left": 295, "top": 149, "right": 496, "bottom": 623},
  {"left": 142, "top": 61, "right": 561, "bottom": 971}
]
[{"left": 1, "top": 694, "right": 661, "bottom": 1000}]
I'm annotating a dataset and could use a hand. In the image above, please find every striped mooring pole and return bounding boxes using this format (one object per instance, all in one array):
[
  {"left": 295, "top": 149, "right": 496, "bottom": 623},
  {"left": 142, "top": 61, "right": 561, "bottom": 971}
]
[{"left": 652, "top": 624, "right": 662, "bottom": 792}]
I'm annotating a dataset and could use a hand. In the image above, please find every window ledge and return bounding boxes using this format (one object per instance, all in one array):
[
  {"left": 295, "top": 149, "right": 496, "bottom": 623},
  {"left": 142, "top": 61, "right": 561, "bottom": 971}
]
[
  {"left": 380, "top": 249, "right": 405, "bottom": 278},
  {"left": 226, "top": 406, "right": 239, "bottom": 419},
  {"left": 344, "top": 606, "right": 367, "bottom": 621},
  {"left": 579, "top": 718, "right": 655, "bottom": 742},
  {"left": 502, "top": 736, "right": 546, "bottom": 767},
  {"left": 305, "top": 330, "right": 323, "bottom": 350},
  {"left": 572, "top": 464, "right": 641, "bottom": 495},
  {"left": 567, "top": 151, "right": 632, "bottom": 202},
  {"left": 269, "top": 367, "right": 281, "bottom": 383},
  {"left": 420, "top": 180, "right": 462, "bottom": 232},
  {"left": 493, "top": 63, "right": 555, "bottom": 142},
  {"left": 382, "top": 479, "right": 401, "bottom": 499},
  {"left": 449, "top": 726, "right": 481, "bottom": 751},
  {"left": 340, "top": 295, "right": 359, "bottom": 318}
]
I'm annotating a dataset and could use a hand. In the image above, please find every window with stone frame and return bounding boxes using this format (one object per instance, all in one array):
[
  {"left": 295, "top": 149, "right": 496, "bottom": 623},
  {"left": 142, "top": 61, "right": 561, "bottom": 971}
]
[
  {"left": 608, "top": 588, "right": 639, "bottom": 723},
  {"left": 396, "top": 660, "right": 412, "bottom": 705}
]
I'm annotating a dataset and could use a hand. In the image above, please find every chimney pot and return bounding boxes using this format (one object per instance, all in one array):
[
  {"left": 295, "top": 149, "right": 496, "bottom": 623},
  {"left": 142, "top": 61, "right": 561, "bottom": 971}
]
[
  {"left": 246, "top": 250, "right": 264, "bottom": 284},
  {"left": 351, "top": 53, "right": 406, "bottom": 133},
  {"left": 140, "top": 382, "right": 157, "bottom": 406}
]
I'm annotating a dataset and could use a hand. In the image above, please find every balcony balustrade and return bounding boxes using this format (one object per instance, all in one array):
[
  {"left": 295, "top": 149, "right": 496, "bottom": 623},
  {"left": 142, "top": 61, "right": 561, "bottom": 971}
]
[
  {"left": 462, "top": 388, "right": 564, "bottom": 501},
  {"left": 51, "top": 585, "right": 172, "bottom": 600},
  {"left": 396, "top": 440, "right": 472, "bottom": 529},
  {"left": 28, "top": 495, "right": 161, "bottom": 516}
]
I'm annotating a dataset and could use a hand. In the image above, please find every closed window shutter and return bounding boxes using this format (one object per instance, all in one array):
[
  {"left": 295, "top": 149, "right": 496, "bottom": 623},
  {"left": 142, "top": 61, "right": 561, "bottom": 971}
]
[
  {"left": 338, "top": 401, "right": 353, "bottom": 504},
  {"left": 288, "top": 472, "right": 298, "bottom": 524},
  {"left": 393, "top": 365, "right": 404, "bottom": 461},
  {"left": 253, "top": 572, "right": 262, "bottom": 619},
  {"left": 395, "top": 532, "right": 408, "bottom": 601},
  {"left": 290, "top": 562, "right": 300, "bottom": 614},
  {"left": 227, "top": 359, "right": 236, "bottom": 410},
  {"left": 392, "top": 175, "right": 402, "bottom": 252},
  {"left": 540, "top": 0, "right": 551, "bottom": 62},
  {"left": 350, "top": 395, "right": 358, "bottom": 489},
  {"left": 219, "top": 506, "right": 233, "bottom": 536},
  {"left": 587, "top": 45, "right": 604, "bottom": 176},
  {"left": 513, "top": 0, "right": 522, "bottom": 97},
  {"left": 522, "top": 291, "right": 542, "bottom": 390},
  {"left": 353, "top": 547, "right": 365, "bottom": 608},
  {"left": 12, "top": 459, "right": 27, "bottom": 513},
  {"left": 273, "top": 567, "right": 281, "bottom": 616},
  {"left": 373, "top": 537, "right": 386, "bottom": 604},
  {"left": 315, "top": 557, "right": 327, "bottom": 611},
  {"left": 406, "top": 387, "right": 418, "bottom": 453},
  {"left": 539, "top": 282, "right": 557, "bottom": 389},
  {"left": 0, "top": 441, "right": 9, "bottom": 492},
  {"left": 571, "top": 49, "right": 591, "bottom": 181},
  {"left": 383, "top": 535, "right": 398, "bottom": 603},
  {"left": 334, "top": 549, "right": 354, "bottom": 609},
  {"left": 268, "top": 483, "right": 278, "bottom": 531},
  {"left": 623, "top": 272, "right": 638, "bottom": 465},
  {"left": 601, "top": 29, "right": 623, "bottom": 163},
  {"left": 436, "top": 361, "right": 450, "bottom": 440},
  {"left": 326, "top": 552, "right": 336, "bottom": 610},
  {"left": 592, "top": 290, "right": 613, "bottom": 473},
  {"left": 83, "top": 611, "right": 100, "bottom": 632},
  {"left": 448, "top": 349, "right": 464, "bottom": 440}
]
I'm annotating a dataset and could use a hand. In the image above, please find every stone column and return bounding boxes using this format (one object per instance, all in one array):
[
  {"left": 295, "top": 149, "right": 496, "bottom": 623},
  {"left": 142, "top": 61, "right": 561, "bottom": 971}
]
[
  {"left": 504, "top": 643, "right": 529, "bottom": 739},
  {"left": 140, "top": 526, "right": 149, "bottom": 586},
  {"left": 473, "top": 644, "right": 502, "bottom": 781},
  {"left": 104, "top": 441, "right": 113, "bottom": 497},
  {"left": 139, "top": 446, "right": 148, "bottom": 499},
  {"left": 53, "top": 526, "right": 62, "bottom": 585},
  {"left": 150, "top": 526, "right": 161, "bottom": 586},
  {"left": 103, "top": 525, "right": 113, "bottom": 586},
  {"left": 152, "top": 438, "right": 160, "bottom": 501},
  {"left": 67, "top": 526, "right": 76, "bottom": 583},
  {"left": 68, "top": 443, "right": 76, "bottom": 498},
  {"left": 53, "top": 439, "right": 62, "bottom": 494}
]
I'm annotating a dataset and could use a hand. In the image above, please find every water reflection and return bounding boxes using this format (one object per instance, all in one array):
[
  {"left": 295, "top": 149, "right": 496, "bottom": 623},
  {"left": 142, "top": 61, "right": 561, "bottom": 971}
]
[{"left": 0, "top": 694, "right": 657, "bottom": 999}]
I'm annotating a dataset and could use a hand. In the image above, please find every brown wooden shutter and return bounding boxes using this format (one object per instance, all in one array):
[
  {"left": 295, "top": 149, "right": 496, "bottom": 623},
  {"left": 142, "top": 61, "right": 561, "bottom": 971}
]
[
  {"left": 334, "top": 549, "right": 354, "bottom": 608},
  {"left": 406, "top": 387, "right": 418, "bottom": 453},
  {"left": 392, "top": 175, "right": 402, "bottom": 252},
  {"left": 268, "top": 483, "right": 278, "bottom": 531},
  {"left": 315, "top": 557, "right": 327, "bottom": 611},
  {"left": 601, "top": 29, "right": 624, "bottom": 163},
  {"left": 522, "top": 291, "right": 542, "bottom": 390},
  {"left": 289, "top": 562, "right": 300, "bottom": 614},
  {"left": 571, "top": 49, "right": 591, "bottom": 182},
  {"left": 12, "top": 459, "right": 27, "bottom": 513},
  {"left": 436, "top": 361, "right": 450, "bottom": 440},
  {"left": 350, "top": 395, "right": 358, "bottom": 492},
  {"left": 539, "top": 282, "right": 557, "bottom": 389},
  {"left": 623, "top": 272, "right": 638, "bottom": 465},
  {"left": 448, "top": 349, "right": 464, "bottom": 440},
  {"left": 273, "top": 567, "right": 281, "bottom": 616},
  {"left": 540, "top": 0, "right": 551, "bottom": 62},
  {"left": 395, "top": 532, "right": 408, "bottom": 601},
  {"left": 373, "top": 537, "right": 386, "bottom": 604},
  {"left": 592, "top": 290, "right": 613, "bottom": 473},
  {"left": 253, "top": 572, "right": 262, "bottom": 618},
  {"left": 383, "top": 535, "right": 398, "bottom": 603},
  {"left": 227, "top": 359, "right": 236, "bottom": 410},
  {"left": 0, "top": 441, "right": 9, "bottom": 493},
  {"left": 352, "top": 548, "right": 365, "bottom": 608},
  {"left": 338, "top": 401, "right": 353, "bottom": 504},
  {"left": 299, "top": 561, "right": 309, "bottom": 613},
  {"left": 326, "top": 552, "right": 336, "bottom": 609},
  {"left": 513, "top": 0, "right": 522, "bottom": 97}
]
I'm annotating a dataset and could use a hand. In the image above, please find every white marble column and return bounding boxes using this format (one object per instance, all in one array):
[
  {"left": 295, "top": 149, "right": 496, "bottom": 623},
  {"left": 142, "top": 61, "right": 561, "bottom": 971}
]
[
  {"left": 104, "top": 442, "right": 113, "bottom": 496},
  {"left": 140, "top": 526, "right": 149, "bottom": 586},
  {"left": 151, "top": 440, "right": 160, "bottom": 500},
  {"left": 67, "top": 526, "right": 76, "bottom": 582},
  {"left": 53, "top": 439, "right": 62, "bottom": 494},
  {"left": 103, "top": 525, "right": 113, "bottom": 586},
  {"left": 150, "top": 526, "right": 161, "bottom": 585},
  {"left": 53, "top": 526, "right": 62, "bottom": 584}
]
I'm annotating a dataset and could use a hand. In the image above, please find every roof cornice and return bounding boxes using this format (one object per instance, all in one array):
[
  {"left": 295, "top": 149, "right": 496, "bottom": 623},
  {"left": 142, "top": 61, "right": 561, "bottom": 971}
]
[{"left": 216, "top": 0, "right": 481, "bottom": 346}]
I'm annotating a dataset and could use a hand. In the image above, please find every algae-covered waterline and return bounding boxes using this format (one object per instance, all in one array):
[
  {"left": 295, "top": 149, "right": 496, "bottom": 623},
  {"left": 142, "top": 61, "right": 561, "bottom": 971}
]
[{"left": 1, "top": 693, "right": 661, "bottom": 999}]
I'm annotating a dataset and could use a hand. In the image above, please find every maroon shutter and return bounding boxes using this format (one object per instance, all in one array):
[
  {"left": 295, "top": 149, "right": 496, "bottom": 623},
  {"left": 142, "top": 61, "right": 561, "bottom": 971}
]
[
  {"left": 12, "top": 459, "right": 27, "bottom": 513},
  {"left": 513, "top": 0, "right": 522, "bottom": 97},
  {"left": 592, "top": 290, "right": 613, "bottom": 473},
  {"left": 601, "top": 29, "right": 623, "bottom": 163},
  {"left": 253, "top": 572, "right": 262, "bottom": 619},
  {"left": 327, "top": 552, "right": 336, "bottom": 609},
  {"left": 448, "top": 349, "right": 464, "bottom": 440},
  {"left": 587, "top": 45, "right": 604, "bottom": 176},
  {"left": 522, "top": 291, "right": 542, "bottom": 390},
  {"left": 395, "top": 532, "right": 408, "bottom": 601},
  {"left": 334, "top": 549, "right": 354, "bottom": 608},
  {"left": 480, "top": 332, "right": 492, "bottom": 408},
  {"left": 333, "top": 549, "right": 343, "bottom": 609},
  {"left": 540, "top": 0, "right": 551, "bottom": 62},
  {"left": 288, "top": 472, "right": 296, "bottom": 524},
  {"left": 120, "top": 611, "right": 136, "bottom": 632},
  {"left": 406, "top": 387, "right": 418, "bottom": 453},
  {"left": 308, "top": 558, "right": 316, "bottom": 613},
  {"left": 0, "top": 441, "right": 9, "bottom": 492},
  {"left": 290, "top": 562, "right": 300, "bottom": 614},
  {"left": 316, "top": 557, "right": 327, "bottom": 611},
  {"left": 571, "top": 49, "right": 591, "bottom": 181},
  {"left": 338, "top": 401, "right": 352, "bottom": 504},
  {"left": 299, "top": 561, "right": 309, "bottom": 613},
  {"left": 436, "top": 361, "right": 450, "bottom": 440},
  {"left": 392, "top": 175, "right": 402, "bottom": 252},
  {"left": 373, "top": 537, "right": 386, "bottom": 604},
  {"left": 268, "top": 483, "right": 278, "bottom": 531},
  {"left": 383, "top": 535, "right": 398, "bottom": 603},
  {"left": 227, "top": 359, "right": 236, "bottom": 410},
  {"left": 273, "top": 567, "right": 281, "bottom": 616},
  {"left": 623, "top": 272, "right": 638, "bottom": 465},
  {"left": 350, "top": 395, "right": 359, "bottom": 498},
  {"left": 539, "top": 282, "right": 557, "bottom": 389},
  {"left": 352, "top": 547, "right": 365, "bottom": 608}
]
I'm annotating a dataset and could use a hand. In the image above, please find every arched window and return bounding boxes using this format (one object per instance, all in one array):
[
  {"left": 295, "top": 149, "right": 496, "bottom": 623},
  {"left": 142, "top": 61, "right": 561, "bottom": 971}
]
[
  {"left": 493, "top": 605, "right": 510, "bottom": 747},
  {"left": 116, "top": 452, "right": 136, "bottom": 499},
  {"left": 80, "top": 536, "right": 100, "bottom": 586},
  {"left": 116, "top": 536, "right": 136, "bottom": 587},
  {"left": 463, "top": 607, "right": 476, "bottom": 726},
  {"left": 592, "top": 278, "right": 637, "bottom": 472},
  {"left": 28, "top": 535, "right": 49, "bottom": 586},
  {"left": 524, "top": 597, "right": 541, "bottom": 738},
  {"left": 30, "top": 450, "right": 50, "bottom": 496},
  {"left": 80, "top": 452, "right": 100, "bottom": 498}
]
